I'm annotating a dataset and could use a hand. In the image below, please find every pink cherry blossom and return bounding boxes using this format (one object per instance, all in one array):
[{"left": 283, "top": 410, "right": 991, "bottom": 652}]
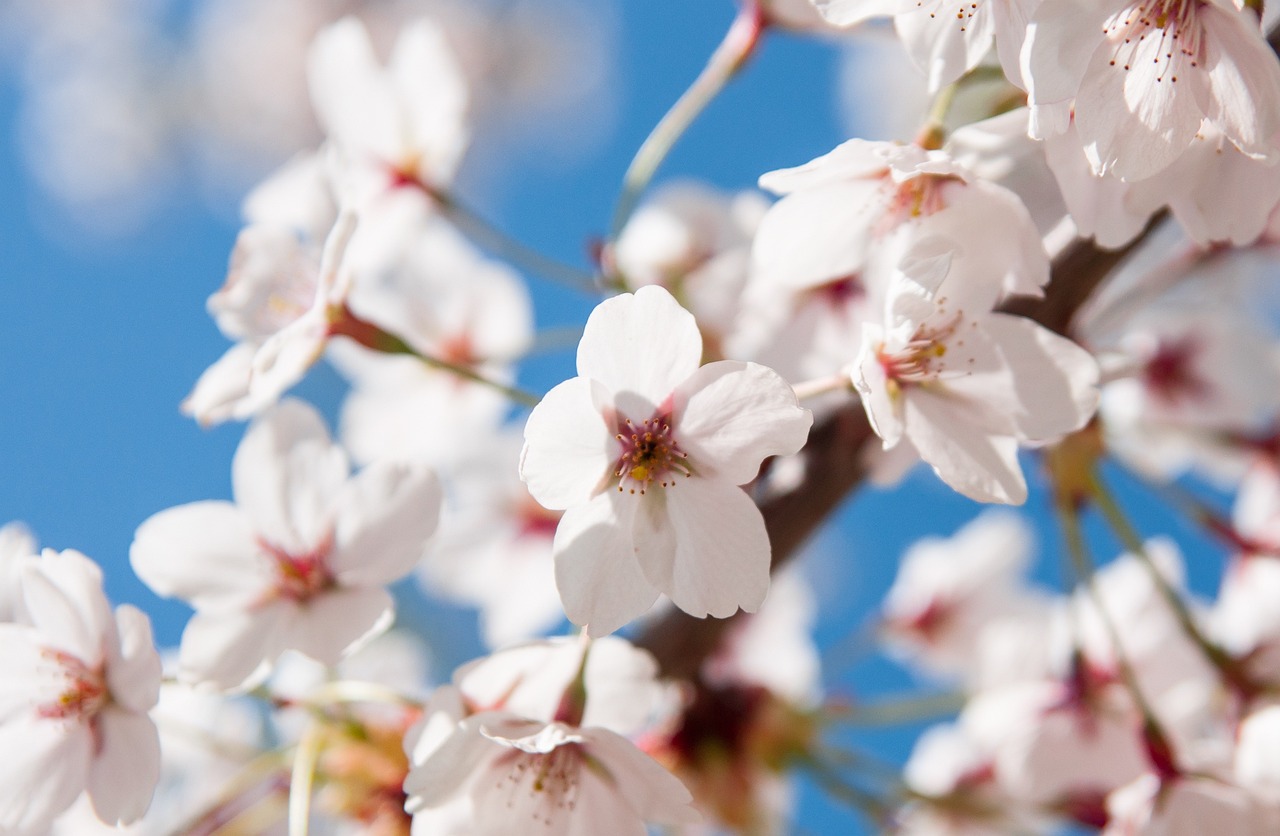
[
  {"left": 0, "top": 550, "right": 162, "bottom": 832},
  {"left": 852, "top": 240, "right": 1099, "bottom": 503},
  {"left": 520, "top": 286, "right": 812, "bottom": 636},
  {"left": 131, "top": 399, "right": 441, "bottom": 690},
  {"left": 1024, "top": 0, "right": 1280, "bottom": 181}
]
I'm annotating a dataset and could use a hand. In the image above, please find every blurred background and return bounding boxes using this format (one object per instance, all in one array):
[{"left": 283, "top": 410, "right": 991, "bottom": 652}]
[{"left": 0, "top": 1, "right": 1232, "bottom": 831}]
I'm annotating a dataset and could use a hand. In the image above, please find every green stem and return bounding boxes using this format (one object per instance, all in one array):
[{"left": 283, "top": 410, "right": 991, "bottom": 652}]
[
  {"left": 827, "top": 690, "right": 965, "bottom": 727},
  {"left": 1089, "top": 474, "right": 1246, "bottom": 689},
  {"left": 609, "top": 3, "right": 768, "bottom": 240},
  {"left": 328, "top": 308, "right": 542, "bottom": 409},
  {"left": 288, "top": 723, "right": 324, "bottom": 836},
  {"left": 916, "top": 82, "right": 960, "bottom": 150},
  {"left": 415, "top": 182, "right": 599, "bottom": 293}
]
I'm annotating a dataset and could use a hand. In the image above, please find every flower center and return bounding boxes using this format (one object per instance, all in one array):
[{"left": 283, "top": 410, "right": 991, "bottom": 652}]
[
  {"left": 260, "top": 535, "right": 335, "bottom": 602},
  {"left": 1104, "top": 0, "right": 1202, "bottom": 81},
  {"left": 1141, "top": 335, "right": 1208, "bottom": 404},
  {"left": 877, "top": 313, "right": 965, "bottom": 388},
  {"left": 614, "top": 414, "right": 691, "bottom": 495},
  {"left": 37, "top": 649, "right": 107, "bottom": 721},
  {"left": 495, "top": 744, "right": 584, "bottom": 825}
]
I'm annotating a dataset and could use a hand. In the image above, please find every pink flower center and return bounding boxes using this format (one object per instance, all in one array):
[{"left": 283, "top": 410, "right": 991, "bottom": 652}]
[
  {"left": 260, "top": 535, "right": 336, "bottom": 602},
  {"left": 1142, "top": 335, "right": 1209, "bottom": 404},
  {"left": 877, "top": 313, "right": 968, "bottom": 388},
  {"left": 1104, "top": 0, "right": 1203, "bottom": 82},
  {"left": 494, "top": 743, "right": 584, "bottom": 825},
  {"left": 874, "top": 174, "right": 955, "bottom": 237},
  {"left": 613, "top": 414, "right": 692, "bottom": 495},
  {"left": 37, "top": 649, "right": 107, "bottom": 721}
]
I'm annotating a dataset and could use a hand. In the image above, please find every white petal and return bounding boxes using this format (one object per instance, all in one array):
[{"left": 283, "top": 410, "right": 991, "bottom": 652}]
[
  {"left": 404, "top": 715, "right": 497, "bottom": 811},
  {"left": 520, "top": 377, "right": 615, "bottom": 510},
  {"left": 658, "top": 480, "right": 771, "bottom": 619},
  {"left": 182, "top": 343, "right": 256, "bottom": 427},
  {"left": 553, "top": 493, "right": 659, "bottom": 637},
  {"left": 308, "top": 17, "right": 401, "bottom": 164},
  {"left": 329, "top": 461, "right": 441, "bottom": 586},
  {"left": 129, "top": 501, "right": 269, "bottom": 610},
  {"left": 575, "top": 286, "right": 702, "bottom": 412},
  {"left": 580, "top": 727, "right": 699, "bottom": 825},
  {"left": 85, "top": 707, "right": 161, "bottom": 826},
  {"left": 1023, "top": 0, "right": 1115, "bottom": 136},
  {"left": 21, "top": 550, "right": 111, "bottom": 665},
  {"left": 286, "top": 586, "right": 394, "bottom": 666},
  {"left": 1201, "top": 2, "right": 1280, "bottom": 163},
  {"left": 895, "top": 0, "right": 995, "bottom": 92},
  {"left": 905, "top": 392, "right": 1028, "bottom": 503},
  {"left": 0, "top": 720, "right": 90, "bottom": 832},
  {"left": 985, "top": 314, "right": 1100, "bottom": 440},
  {"left": 105, "top": 605, "right": 162, "bottom": 714},
  {"left": 178, "top": 603, "right": 292, "bottom": 691},
  {"left": 232, "top": 399, "right": 348, "bottom": 556},
  {"left": 673, "top": 361, "right": 812, "bottom": 485},
  {"left": 750, "top": 180, "right": 879, "bottom": 290},
  {"left": 756, "top": 138, "right": 895, "bottom": 194}
]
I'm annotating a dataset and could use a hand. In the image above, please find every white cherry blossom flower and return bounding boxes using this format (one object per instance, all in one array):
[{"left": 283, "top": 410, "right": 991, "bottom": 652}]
[
  {"left": 852, "top": 240, "right": 1099, "bottom": 503},
  {"left": 817, "top": 0, "right": 1038, "bottom": 91},
  {"left": 0, "top": 550, "right": 162, "bottom": 832},
  {"left": 1023, "top": 0, "right": 1280, "bottom": 180},
  {"left": 131, "top": 399, "right": 441, "bottom": 690},
  {"left": 520, "top": 286, "right": 812, "bottom": 636}
]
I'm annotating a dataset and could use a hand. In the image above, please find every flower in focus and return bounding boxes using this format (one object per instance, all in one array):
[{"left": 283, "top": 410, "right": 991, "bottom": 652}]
[
  {"left": 853, "top": 240, "right": 1100, "bottom": 503},
  {"left": 131, "top": 399, "right": 441, "bottom": 690},
  {"left": 0, "top": 549, "right": 162, "bottom": 832},
  {"left": 520, "top": 285, "right": 813, "bottom": 636}
]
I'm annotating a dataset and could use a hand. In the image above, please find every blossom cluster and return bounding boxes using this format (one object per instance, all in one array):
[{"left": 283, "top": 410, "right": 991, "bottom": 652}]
[{"left": 5, "top": 0, "right": 1280, "bottom": 832}]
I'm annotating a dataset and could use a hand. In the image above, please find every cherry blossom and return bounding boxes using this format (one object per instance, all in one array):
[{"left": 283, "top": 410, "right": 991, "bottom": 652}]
[
  {"left": 130, "top": 399, "right": 441, "bottom": 690},
  {"left": 0, "top": 549, "right": 162, "bottom": 832},
  {"left": 520, "top": 285, "right": 812, "bottom": 636},
  {"left": 852, "top": 240, "right": 1099, "bottom": 503},
  {"left": 0, "top": 521, "right": 35, "bottom": 622},
  {"left": 1023, "top": 0, "right": 1280, "bottom": 180}
]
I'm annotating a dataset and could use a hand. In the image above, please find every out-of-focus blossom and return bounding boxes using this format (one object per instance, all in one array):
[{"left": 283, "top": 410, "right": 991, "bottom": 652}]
[
  {"left": 0, "top": 521, "right": 36, "bottom": 622},
  {"left": 0, "top": 549, "right": 162, "bottom": 832},
  {"left": 131, "top": 399, "right": 441, "bottom": 690}
]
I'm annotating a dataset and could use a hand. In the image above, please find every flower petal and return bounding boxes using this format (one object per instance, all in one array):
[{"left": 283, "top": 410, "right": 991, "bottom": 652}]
[
  {"left": 178, "top": 603, "right": 292, "bottom": 691},
  {"left": 673, "top": 361, "right": 812, "bottom": 485},
  {"left": 85, "top": 707, "right": 161, "bottom": 826},
  {"left": 580, "top": 727, "right": 699, "bottom": 826},
  {"left": 105, "top": 605, "right": 162, "bottom": 714},
  {"left": 575, "top": 286, "right": 702, "bottom": 413},
  {"left": 0, "top": 720, "right": 90, "bottom": 832},
  {"left": 904, "top": 392, "right": 1027, "bottom": 504},
  {"left": 329, "top": 461, "right": 441, "bottom": 587},
  {"left": 656, "top": 480, "right": 771, "bottom": 619},
  {"left": 520, "top": 377, "right": 615, "bottom": 510},
  {"left": 553, "top": 493, "right": 659, "bottom": 637},
  {"left": 286, "top": 586, "right": 395, "bottom": 666}
]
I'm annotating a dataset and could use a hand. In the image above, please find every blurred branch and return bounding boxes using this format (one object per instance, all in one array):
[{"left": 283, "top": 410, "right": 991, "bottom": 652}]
[{"left": 637, "top": 224, "right": 1154, "bottom": 678}]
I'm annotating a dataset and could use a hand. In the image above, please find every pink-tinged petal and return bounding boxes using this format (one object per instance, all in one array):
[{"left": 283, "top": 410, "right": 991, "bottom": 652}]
[
  {"left": 232, "top": 399, "right": 348, "bottom": 556},
  {"left": 554, "top": 493, "right": 660, "bottom": 638},
  {"left": 673, "top": 361, "right": 812, "bottom": 485},
  {"left": 178, "top": 603, "right": 292, "bottom": 691},
  {"left": 85, "top": 707, "right": 161, "bottom": 826},
  {"left": 0, "top": 624, "right": 49, "bottom": 722},
  {"left": 1201, "top": 2, "right": 1280, "bottom": 164},
  {"left": 392, "top": 19, "right": 471, "bottom": 182},
  {"left": 520, "top": 377, "right": 615, "bottom": 510},
  {"left": 1043, "top": 128, "right": 1158, "bottom": 248},
  {"left": 565, "top": 768, "right": 648, "bottom": 836},
  {"left": 1168, "top": 134, "right": 1280, "bottom": 246},
  {"left": 816, "top": 0, "right": 919, "bottom": 25},
  {"left": 930, "top": 180, "right": 1050, "bottom": 299},
  {"left": 894, "top": 0, "right": 995, "bottom": 92},
  {"left": 1023, "top": 0, "right": 1115, "bottom": 136},
  {"left": 904, "top": 392, "right": 1028, "bottom": 503},
  {"left": 129, "top": 501, "right": 270, "bottom": 610},
  {"left": 657, "top": 480, "right": 771, "bottom": 619},
  {"left": 182, "top": 343, "right": 255, "bottom": 427},
  {"left": 575, "top": 286, "right": 702, "bottom": 411},
  {"left": 984, "top": 314, "right": 1100, "bottom": 440},
  {"left": 750, "top": 180, "right": 879, "bottom": 290},
  {"left": 480, "top": 717, "right": 583, "bottom": 751},
  {"left": 286, "top": 586, "right": 394, "bottom": 666},
  {"left": 579, "top": 727, "right": 699, "bottom": 826},
  {"left": 308, "top": 17, "right": 402, "bottom": 164},
  {"left": 756, "top": 139, "right": 894, "bottom": 194},
  {"left": 105, "top": 605, "right": 161, "bottom": 714},
  {"left": 243, "top": 310, "right": 330, "bottom": 415},
  {"left": 0, "top": 720, "right": 91, "bottom": 832},
  {"left": 404, "top": 714, "right": 498, "bottom": 811},
  {"left": 993, "top": 0, "right": 1035, "bottom": 88},
  {"left": 1074, "top": 25, "right": 1205, "bottom": 180},
  {"left": 329, "top": 462, "right": 441, "bottom": 587},
  {"left": 21, "top": 550, "right": 111, "bottom": 665},
  {"left": 855, "top": 325, "right": 906, "bottom": 448}
]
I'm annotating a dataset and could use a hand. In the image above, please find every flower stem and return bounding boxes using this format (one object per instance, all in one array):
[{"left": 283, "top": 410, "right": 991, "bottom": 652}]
[
  {"left": 609, "top": 2, "right": 768, "bottom": 240},
  {"left": 288, "top": 723, "right": 324, "bottom": 836},
  {"left": 792, "top": 373, "right": 855, "bottom": 402},
  {"left": 328, "top": 307, "right": 543, "bottom": 409},
  {"left": 414, "top": 180, "right": 600, "bottom": 293},
  {"left": 826, "top": 690, "right": 965, "bottom": 727}
]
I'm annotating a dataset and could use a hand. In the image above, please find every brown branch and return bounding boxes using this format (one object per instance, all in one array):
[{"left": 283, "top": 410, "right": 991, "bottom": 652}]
[{"left": 636, "top": 228, "right": 1152, "bottom": 678}]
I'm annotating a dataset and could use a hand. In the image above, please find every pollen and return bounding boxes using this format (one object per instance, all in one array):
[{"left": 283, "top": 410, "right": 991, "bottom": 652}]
[{"left": 614, "top": 413, "right": 691, "bottom": 495}]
